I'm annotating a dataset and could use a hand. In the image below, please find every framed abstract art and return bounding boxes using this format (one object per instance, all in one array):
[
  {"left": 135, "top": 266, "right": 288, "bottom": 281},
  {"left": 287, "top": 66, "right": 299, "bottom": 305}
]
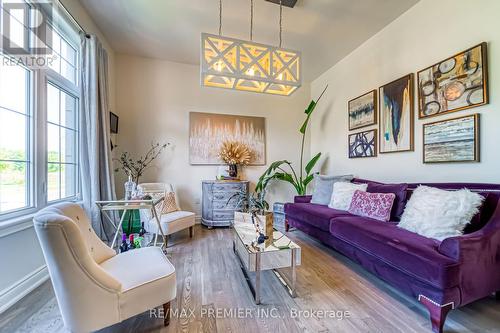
[
  {"left": 348, "top": 90, "right": 377, "bottom": 130},
  {"left": 189, "top": 112, "right": 266, "bottom": 165},
  {"left": 379, "top": 74, "right": 414, "bottom": 153},
  {"left": 348, "top": 129, "right": 377, "bottom": 158},
  {"left": 423, "top": 114, "right": 479, "bottom": 163},
  {"left": 417, "top": 43, "right": 488, "bottom": 119}
]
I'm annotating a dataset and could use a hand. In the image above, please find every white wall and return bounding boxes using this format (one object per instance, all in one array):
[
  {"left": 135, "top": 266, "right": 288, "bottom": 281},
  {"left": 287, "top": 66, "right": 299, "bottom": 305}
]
[
  {"left": 0, "top": 0, "right": 116, "bottom": 314},
  {"left": 115, "top": 54, "right": 311, "bottom": 215},
  {"left": 310, "top": 0, "right": 500, "bottom": 183}
]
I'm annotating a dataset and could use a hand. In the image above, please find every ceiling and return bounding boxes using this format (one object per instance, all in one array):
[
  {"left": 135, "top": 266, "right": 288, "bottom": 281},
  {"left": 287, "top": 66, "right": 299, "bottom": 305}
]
[{"left": 79, "top": 0, "right": 419, "bottom": 82}]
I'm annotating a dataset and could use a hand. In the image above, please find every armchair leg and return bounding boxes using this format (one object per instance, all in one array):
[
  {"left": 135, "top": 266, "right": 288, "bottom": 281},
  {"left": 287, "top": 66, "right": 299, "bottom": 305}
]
[
  {"left": 285, "top": 219, "right": 290, "bottom": 232},
  {"left": 189, "top": 226, "right": 194, "bottom": 238},
  {"left": 163, "top": 302, "right": 171, "bottom": 326},
  {"left": 418, "top": 295, "right": 453, "bottom": 333}
]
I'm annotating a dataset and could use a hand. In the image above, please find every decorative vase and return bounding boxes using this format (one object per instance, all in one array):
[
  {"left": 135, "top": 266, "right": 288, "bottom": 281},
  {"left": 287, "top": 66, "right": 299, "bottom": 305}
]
[{"left": 228, "top": 164, "right": 238, "bottom": 178}]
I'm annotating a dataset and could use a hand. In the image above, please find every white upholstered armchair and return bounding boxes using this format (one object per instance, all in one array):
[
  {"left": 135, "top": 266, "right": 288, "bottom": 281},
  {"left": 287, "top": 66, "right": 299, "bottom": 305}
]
[
  {"left": 33, "top": 202, "right": 176, "bottom": 333},
  {"left": 138, "top": 183, "right": 196, "bottom": 246}
]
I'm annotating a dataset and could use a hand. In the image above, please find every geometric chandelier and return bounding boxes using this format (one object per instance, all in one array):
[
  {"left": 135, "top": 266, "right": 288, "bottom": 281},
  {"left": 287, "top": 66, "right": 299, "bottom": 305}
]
[{"left": 200, "top": 0, "right": 301, "bottom": 96}]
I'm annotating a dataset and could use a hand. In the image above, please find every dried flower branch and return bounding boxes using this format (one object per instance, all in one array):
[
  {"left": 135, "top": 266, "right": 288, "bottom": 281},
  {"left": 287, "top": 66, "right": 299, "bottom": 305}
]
[
  {"left": 114, "top": 142, "right": 169, "bottom": 184},
  {"left": 218, "top": 141, "right": 252, "bottom": 165}
]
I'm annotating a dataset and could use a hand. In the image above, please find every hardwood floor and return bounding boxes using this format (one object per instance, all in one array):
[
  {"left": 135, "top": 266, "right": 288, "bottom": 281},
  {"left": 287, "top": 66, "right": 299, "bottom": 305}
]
[{"left": 1, "top": 224, "right": 499, "bottom": 333}]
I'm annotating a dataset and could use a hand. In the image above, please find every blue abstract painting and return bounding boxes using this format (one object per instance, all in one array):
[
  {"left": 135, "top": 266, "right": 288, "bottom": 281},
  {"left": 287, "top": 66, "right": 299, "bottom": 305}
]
[
  {"left": 349, "top": 129, "right": 377, "bottom": 158},
  {"left": 379, "top": 74, "right": 414, "bottom": 153}
]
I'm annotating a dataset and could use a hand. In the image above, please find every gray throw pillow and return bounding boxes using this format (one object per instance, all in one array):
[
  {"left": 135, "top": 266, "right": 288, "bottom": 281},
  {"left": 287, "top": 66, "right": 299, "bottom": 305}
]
[{"left": 310, "top": 174, "right": 354, "bottom": 205}]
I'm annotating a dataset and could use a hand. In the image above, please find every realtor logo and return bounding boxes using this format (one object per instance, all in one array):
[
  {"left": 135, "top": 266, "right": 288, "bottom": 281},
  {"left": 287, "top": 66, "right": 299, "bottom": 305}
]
[{"left": 1, "top": 0, "right": 53, "bottom": 55}]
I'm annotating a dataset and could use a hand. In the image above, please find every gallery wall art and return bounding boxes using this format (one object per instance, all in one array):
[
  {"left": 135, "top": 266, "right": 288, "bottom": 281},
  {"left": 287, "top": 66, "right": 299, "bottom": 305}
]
[
  {"left": 348, "top": 90, "right": 377, "bottom": 130},
  {"left": 348, "top": 129, "right": 377, "bottom": 158},
  {"left": 379, "top": 74, "right": 414, "bottom": 153},
  {"left": 189, "top": 112, "right": 266, "bottom": 165},
  {"left": 418, "top": 43, "right": 488, "bottom": 118},
  {"left": 423, "top": 114, "right": 479, "bottom": 163}
]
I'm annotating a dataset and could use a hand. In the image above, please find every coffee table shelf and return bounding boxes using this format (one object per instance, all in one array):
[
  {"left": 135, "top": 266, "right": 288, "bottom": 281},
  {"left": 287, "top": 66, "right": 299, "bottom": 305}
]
[{"left": 232, "top": 222, "right": 301, "bottom": 304}]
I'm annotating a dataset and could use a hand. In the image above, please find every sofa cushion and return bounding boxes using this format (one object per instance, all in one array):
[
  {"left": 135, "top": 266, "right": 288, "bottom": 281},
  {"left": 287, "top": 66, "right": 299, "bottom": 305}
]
[
  {"left": 367, "top": 182, "right": 408, "bottom": 221},
  {"left": 398, "top": 186, "right": 484, "bottom": 241},
  {"left": 311, "top": 174, "right": 353, "bottom": 205},
  {"left": 329, "top": 182, "right": 368, "bottom": 210},
  {"left": 329, "top": 216, "right": 460, "bottom": 289},
  {"left": 348, "top": 190, "right": 396, "bottom": 222},
  {"left": 284, "top": 203, "right": 352, "bottom": 232}
]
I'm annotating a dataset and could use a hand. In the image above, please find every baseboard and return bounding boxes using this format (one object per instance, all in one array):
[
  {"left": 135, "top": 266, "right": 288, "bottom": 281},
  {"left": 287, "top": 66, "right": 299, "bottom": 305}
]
[{"left": 0, "top": 265, "right": 49, "bottom": 314}]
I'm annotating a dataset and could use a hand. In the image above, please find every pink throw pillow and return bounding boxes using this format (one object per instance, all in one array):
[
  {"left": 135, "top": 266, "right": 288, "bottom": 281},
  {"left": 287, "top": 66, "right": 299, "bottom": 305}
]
[{"left": 348, "top": 190, "right": 396, "bottom": 222}]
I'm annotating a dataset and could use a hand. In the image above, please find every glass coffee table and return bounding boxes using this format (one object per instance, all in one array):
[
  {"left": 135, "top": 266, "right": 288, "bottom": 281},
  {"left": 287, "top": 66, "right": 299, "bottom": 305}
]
[{"left": 232, "top": 222, "right": 301, "bottom": 304}]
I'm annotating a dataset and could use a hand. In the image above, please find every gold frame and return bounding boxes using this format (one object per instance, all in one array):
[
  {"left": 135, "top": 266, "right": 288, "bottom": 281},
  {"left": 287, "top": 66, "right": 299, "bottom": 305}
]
[
  {"left": 417, "top": 42, "right": 488, "bottom": 119},
  {"left": 422, "top": 114, "right": 480, "bottom": 164},
  {"left": 378, "top": 74, "right": 415, "bottom": 154},
  {"left": 348, "top": 89, "right": 377, "bottom": 131},
  {"left": 348, "top": 129, "right": 377, "bottom": 159}
]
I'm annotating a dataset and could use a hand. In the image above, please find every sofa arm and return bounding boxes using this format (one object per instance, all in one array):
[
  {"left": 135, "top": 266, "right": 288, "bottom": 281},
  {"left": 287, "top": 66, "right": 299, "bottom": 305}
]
[
  {"left": 294, "top": 195, "right": 312, "bottom": 203},
  {"left": 438, "top": 227, "right": 500, "bottom": 263}
]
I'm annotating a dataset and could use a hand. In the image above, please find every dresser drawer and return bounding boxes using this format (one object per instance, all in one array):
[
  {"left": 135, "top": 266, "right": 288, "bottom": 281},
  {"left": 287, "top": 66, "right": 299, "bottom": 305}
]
[
  {"left": 212, "top": 183, "right": 245, "bottom": 192},
  {"left": 213, "top": 199, "right": 242, "bottom": 210},
  {"left": 213, "top": 210, "right": 236, "bottom": 220},
  {"left": 212, "top": 191, "right": 239, "bottom": 202}
]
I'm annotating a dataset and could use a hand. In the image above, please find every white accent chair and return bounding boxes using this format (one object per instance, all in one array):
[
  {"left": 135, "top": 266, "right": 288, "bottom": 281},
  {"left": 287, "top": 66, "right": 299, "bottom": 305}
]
[
  {"left": 33, "top": 202, "right": 176, "bottom": 333},
  {"left": 138, "top": 183, "right": 196, "bottom": 246}
]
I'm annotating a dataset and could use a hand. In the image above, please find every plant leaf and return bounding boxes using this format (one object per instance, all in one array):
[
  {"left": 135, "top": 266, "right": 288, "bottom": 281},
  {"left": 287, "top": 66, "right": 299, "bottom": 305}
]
[
  {"left": 305, "top": 100, "right": 316, "bottom": 115},
  {"left": 299, "top": 115, "right": 310, "bottom": 134},
  {"left": 303, "top": 173, "right": 315, "bottom": 187},
  {"left": 305, "top": 152, "right": 321, "bottom": 174}
]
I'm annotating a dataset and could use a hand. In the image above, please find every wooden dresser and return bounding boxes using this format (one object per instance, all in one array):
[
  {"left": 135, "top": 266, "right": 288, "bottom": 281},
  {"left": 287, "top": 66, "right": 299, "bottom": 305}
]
[{"left": 201, "top": 180, "right": 249, "bottom": 228}]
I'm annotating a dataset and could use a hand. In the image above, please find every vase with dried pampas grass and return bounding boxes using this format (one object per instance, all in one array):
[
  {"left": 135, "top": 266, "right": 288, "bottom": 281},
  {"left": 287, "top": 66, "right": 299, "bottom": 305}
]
[{"left": 218, "top": 141, "right": 252, "bottom": 178}]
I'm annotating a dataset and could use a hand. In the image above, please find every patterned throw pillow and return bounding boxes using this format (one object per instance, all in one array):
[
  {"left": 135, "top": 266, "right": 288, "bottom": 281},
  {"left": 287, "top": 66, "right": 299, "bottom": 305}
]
[
  {"left": 348, "top": 190, "right": 396, "bottom": 222},
  {"left": 159, "top": 192, "right": 178, "bottom": 215}
]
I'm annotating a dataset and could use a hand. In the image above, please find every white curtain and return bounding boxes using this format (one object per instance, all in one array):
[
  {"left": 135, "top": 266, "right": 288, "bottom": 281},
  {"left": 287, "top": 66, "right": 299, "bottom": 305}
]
[{"left": 80, "top": 34, "right": 116, "bottom": 240}]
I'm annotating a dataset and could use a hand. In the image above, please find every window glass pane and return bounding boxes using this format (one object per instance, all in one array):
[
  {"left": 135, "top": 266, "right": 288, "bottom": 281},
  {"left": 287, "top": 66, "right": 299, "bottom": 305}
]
[
  {"left": 61, "top": 128, "right": 76, "bottom": 163},
  {"left": 0, "top": 58, "right": 28, "bottom": 113},
  {"left": 47, "top": 84, "right": 59, "bottom": 124},
  {"left": 0, "top": 110, "right": 27, "bottom": 160},
  {"left": 61, "top": 59, "right": 76, "bottom": 84},
  {"left": 47, "top": 163, "right": 60, "bottom": 201},
  {"left": 61, "top": 164, "right": 76, "bottom": 198},
  {"left": 0, "top": 161, "right": 28, "bottom": 212},
  {"left": 60, "top": 91, "right": 76, "bottom": 129},
  {"left": 9, "top": 8, "right": 26, "bottom": 50},
  {"left": 47, "top": 123, "right": 60, "bottom": 162},
  {"left": 51, "top": 28, "right": 61, "bottom": 55},
  {"left": 60, "top": 39, "right": 76, "bottom": 65}
]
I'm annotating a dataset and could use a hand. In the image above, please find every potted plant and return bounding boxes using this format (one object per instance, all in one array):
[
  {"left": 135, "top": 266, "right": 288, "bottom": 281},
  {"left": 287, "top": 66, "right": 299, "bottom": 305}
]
[
  {"left": 218, "top": 141, "right": 251, "bottom": 178},
  {"left": 231, "top": 190, "right": 273, "bottom": 242},
  {"left": 255, "top": 86, "right": 328, "bottom": 196}
]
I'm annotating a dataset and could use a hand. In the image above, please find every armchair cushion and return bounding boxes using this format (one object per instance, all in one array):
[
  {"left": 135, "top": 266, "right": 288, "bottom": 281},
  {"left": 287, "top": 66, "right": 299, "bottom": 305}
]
[{"left": 147, "top": 210, "right": 196, "bottom": 235}]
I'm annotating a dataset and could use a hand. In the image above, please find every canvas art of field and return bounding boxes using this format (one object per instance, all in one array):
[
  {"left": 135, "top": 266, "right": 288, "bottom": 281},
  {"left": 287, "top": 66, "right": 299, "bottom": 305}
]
[
  {"left": 423, "top": 114, "right": 479, "bottom": 163},
  {"left": 189, "top": 112, "right": 266, "bottom": 165},
  {"left": 348, "top": 90, "right": 376, "bottom": 130}
]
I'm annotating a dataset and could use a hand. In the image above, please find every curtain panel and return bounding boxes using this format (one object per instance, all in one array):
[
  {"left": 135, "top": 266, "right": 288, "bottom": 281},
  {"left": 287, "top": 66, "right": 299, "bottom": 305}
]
[{"left": 80, "top": 34, "right": 116, "bottom": 239}]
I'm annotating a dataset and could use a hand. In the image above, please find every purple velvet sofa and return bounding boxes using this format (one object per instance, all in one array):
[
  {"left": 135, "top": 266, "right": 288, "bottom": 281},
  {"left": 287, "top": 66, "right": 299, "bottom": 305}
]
[{"left": 284, "top": 178, "right": 500, "bottom": 333}]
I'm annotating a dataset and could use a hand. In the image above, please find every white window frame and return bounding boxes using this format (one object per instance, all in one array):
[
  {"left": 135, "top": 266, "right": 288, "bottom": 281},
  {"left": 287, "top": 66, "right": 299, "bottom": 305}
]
[{"left": 0, "top": 1, "right": 81, "bottom": 222}]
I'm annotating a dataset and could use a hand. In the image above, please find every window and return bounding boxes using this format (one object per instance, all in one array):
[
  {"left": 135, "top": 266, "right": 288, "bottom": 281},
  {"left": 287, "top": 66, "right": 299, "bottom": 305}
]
[
  {"left": 0, "top": 59, "right": 32, "bottom": 214},
  {"left": 0, "top": 1, "right": 81, "bottom": 219},
  {"left": 46, "top": 83, "right": 78, "bottom": 202}
]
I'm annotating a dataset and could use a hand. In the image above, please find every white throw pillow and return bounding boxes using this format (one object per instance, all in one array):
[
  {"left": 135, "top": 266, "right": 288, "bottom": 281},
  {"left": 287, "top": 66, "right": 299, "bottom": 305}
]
[
  {"left": 398, "top": 186, "right": 484, "bottom": 241},
  {"left": 328, "top": 182, "right": 368, "bottom": 211}
]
